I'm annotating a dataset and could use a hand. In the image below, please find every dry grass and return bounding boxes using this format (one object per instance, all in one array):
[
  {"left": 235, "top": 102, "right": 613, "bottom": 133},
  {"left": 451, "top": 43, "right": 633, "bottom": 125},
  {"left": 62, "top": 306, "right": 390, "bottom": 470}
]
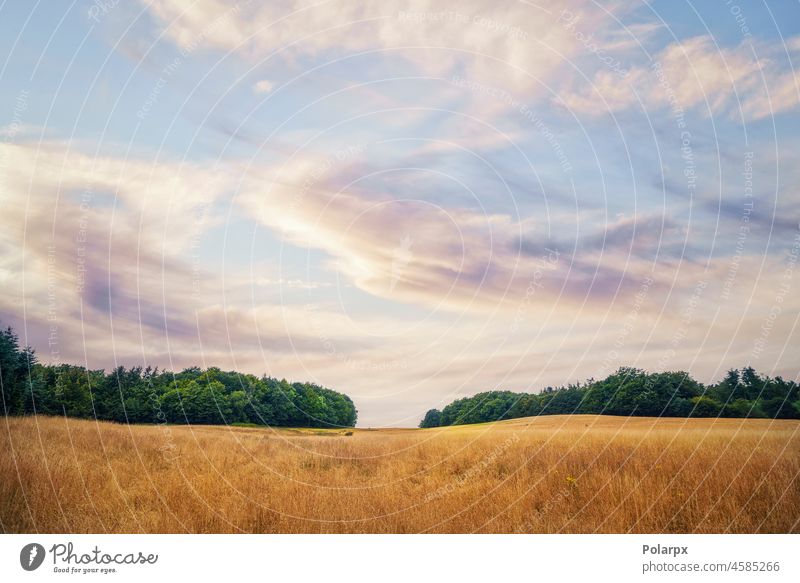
[{"left": 1, "top": 414, "right": 798, "bottom": 533}]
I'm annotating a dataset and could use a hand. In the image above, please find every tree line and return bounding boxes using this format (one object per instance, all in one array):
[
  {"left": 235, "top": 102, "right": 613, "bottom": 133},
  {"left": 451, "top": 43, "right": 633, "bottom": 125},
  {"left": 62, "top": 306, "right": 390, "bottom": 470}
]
[
  {"left": 420, "top": 367, "right": 800, "bottom": 427},
  {"left": 0, "top": 325, "right": 357, "bottom": 427}
]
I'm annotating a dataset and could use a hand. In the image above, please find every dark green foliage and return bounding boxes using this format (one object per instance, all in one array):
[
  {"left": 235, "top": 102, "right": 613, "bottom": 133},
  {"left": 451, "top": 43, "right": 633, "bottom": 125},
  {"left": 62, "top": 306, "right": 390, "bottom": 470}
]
[
  {"left": 0, "top": 324, "right": 357, "bottom": 427},
  {"left": 439, "top": 391, "right": 521, "bottom": 426},
  {"left": 420, "top": 366, "right": 799, "bottom": 427},
  {"left": 0, "top": 326, "right": 37, "bottom": 415},
  {"left": 419, "top": 409, "right": 442, "bottom": 428},
  {"left": 689, "top": 396, "right": 722, "bottom": 417}
]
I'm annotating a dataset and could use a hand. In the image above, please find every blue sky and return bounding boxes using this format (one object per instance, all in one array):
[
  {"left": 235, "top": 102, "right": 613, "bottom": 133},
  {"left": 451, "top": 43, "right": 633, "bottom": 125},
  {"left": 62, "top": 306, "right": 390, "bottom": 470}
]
[{"left": 1, "top": 0, "right": 799, "bottom": 426}]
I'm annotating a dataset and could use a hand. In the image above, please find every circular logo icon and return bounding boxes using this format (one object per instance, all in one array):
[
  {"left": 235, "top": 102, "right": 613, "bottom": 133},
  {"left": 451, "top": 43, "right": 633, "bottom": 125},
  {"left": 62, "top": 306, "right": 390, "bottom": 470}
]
[{"left": 20, "top": 543, "right": 46, "bottom": 571}]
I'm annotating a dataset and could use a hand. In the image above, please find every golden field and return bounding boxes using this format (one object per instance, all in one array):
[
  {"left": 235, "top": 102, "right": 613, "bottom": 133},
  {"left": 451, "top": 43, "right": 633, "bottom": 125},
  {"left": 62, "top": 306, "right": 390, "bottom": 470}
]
[{"left": 1, "top": 414, "right": 798, "bottom": 533}]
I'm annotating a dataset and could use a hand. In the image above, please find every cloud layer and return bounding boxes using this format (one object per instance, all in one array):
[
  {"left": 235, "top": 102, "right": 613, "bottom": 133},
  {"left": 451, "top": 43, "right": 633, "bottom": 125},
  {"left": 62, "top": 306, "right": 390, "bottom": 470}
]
[{"left": 0, "top": 0, "right": 798, "bottom": 425}]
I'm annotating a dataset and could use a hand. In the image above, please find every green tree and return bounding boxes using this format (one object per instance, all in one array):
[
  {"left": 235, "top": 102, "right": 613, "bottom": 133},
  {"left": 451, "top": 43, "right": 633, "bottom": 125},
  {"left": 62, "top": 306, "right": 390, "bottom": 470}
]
[
  {"left": 689, "top": 396, "right": 722, "bottom": 417},
  {"left": 0, "top": 326, "right": 32, "bottom": 414},
  {"left": 419, "top": 409, "right": 442, "bottom": 428},
  {"left": 52, "top": 365, "right": 95, "bottom": 418}
]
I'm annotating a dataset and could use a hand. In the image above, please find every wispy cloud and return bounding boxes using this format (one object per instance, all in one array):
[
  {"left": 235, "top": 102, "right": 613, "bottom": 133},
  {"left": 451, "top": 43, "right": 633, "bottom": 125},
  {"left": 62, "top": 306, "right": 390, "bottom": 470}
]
[{"left": 561, "top": 35, "right": 800, "bottom": 121}]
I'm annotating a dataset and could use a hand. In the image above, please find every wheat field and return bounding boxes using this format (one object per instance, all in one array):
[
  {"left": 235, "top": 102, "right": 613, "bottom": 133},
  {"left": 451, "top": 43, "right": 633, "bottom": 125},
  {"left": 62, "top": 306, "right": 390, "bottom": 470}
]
[{"left": 1, "top": 414, "right": 798, "bottom": 533}]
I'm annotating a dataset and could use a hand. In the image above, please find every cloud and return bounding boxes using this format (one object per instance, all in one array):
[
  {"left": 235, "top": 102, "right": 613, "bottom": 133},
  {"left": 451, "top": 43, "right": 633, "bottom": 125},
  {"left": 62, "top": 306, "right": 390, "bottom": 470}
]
[
  {"left": 253, "top": 79, "right": 273, "bottom": 94},
  {"left": 560, "top": 35, "right": 800, "bottom": 121},
  {"left": 140, "top": 0, "right": 641, "bottom": 96},
  {"left": 0, "top": 141, "right": 370, "bottom": 370},
  {"left": 236, "top": 152, "right": 686, "bottom": 315},
  {"left": 2, "top": 137, "right": 798, "bottom": 425}
]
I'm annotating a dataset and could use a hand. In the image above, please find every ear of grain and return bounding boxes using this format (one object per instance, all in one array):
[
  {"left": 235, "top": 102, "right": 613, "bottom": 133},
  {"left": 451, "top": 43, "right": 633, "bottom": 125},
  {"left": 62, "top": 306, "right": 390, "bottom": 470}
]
[{"left": 1, "top": 415, "right": 797, "bottom": 533}]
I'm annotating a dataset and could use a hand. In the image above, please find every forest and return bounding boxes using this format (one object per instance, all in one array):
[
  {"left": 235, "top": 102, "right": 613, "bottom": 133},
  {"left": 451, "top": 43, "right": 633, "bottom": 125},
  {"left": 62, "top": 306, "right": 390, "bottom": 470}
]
[
  {"left": 0, "top": 325, "right": 357, "bottom": 427},
  {"left": 420, "top": 367, "right": 800, "bottom": 427},
  {"left": 3, "top": 322, "right": 797, "bottom": 430}
]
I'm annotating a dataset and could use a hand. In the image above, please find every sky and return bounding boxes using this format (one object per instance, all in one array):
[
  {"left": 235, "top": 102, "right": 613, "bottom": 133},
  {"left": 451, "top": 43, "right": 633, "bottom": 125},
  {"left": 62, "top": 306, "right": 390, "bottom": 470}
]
[{"left": 0, "top": 0, "right": 798, "bottom": 426}]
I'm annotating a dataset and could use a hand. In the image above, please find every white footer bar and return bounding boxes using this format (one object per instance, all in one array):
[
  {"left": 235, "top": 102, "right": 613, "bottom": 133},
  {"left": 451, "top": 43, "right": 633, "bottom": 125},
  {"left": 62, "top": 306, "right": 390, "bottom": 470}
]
[{"left": 1, "top": 534, "right": 796, "bottom": 581}]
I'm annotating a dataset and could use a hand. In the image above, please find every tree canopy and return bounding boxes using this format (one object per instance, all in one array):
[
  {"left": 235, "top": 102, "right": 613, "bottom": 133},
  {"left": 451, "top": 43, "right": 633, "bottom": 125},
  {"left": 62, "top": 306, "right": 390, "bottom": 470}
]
[
  {"left": 0, "top": 325, "right": 357, "bottom": 428},
  {"left": 420, "top": 367, "right": 799, "bottom": 427}
]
